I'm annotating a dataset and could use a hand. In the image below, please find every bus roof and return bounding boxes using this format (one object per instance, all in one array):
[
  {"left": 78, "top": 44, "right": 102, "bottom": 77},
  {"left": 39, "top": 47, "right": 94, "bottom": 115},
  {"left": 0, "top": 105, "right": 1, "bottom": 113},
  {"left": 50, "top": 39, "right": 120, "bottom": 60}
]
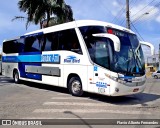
[
  {"left": 3, "top": 20, "right": 135, "bottom": 42},
  {"left": 24, "top": 20, "right": 135, "bottom": 36}
]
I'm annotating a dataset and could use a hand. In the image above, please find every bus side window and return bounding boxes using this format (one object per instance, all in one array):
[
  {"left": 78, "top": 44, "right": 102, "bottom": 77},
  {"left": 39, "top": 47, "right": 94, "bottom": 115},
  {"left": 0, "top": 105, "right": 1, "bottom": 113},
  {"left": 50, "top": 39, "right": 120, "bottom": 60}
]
[
  {"left": 17, "top": 38, "right": 25, "bottom": 53},
  {"left": 58, "top": 29, "right": 82, "bottom": 54},
  {"left": 24, "top": 36, "right": 42, "bottom": 52},
  {"left": 3, "top": 40, "right": 17, "bottom": 53},
  {"left": 43, "top": 32, "right": 58, "bottom": 51},
  {"left": 24, "top": 37, "right": 35, "bottom": 52},
  {"left": 31, "top": 36, "right": 41, "bottom": 52}
]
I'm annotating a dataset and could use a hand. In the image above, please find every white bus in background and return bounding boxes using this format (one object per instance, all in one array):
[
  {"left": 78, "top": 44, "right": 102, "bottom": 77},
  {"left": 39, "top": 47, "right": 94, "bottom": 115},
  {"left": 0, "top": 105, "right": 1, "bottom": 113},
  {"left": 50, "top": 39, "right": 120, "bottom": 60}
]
[{"left": 2, "top": 20, "right": 154, "bottom": 96}]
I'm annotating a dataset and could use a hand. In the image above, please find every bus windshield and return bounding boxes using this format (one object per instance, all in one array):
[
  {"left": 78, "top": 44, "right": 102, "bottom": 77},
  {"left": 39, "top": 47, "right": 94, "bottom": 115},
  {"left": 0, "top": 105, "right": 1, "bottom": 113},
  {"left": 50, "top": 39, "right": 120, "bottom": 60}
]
[
  {"left": 108, "top": 28, "right": 145, "bottom": 76},
  {"left": 79, "top": 26, "right": 145, "bottom": 77}
]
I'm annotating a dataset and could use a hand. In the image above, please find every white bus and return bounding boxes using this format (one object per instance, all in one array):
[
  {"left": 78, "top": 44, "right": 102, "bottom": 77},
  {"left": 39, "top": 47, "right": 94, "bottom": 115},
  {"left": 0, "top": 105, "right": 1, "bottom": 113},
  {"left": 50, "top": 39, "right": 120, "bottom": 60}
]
[{"left": 2, "top": 20, "right": 154, "bottom": 96}]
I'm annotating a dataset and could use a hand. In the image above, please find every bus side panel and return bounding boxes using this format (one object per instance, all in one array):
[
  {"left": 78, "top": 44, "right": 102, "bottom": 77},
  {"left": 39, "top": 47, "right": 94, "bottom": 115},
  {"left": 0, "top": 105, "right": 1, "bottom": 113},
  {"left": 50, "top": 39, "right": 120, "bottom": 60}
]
[
  {"left": 18, "top": 52, "right": 42, "bottom": 80},
  {"left": 63, "top": 65, "right": 88, "bottom": 91},
  {"left": 2, "top": 62, "right": 18, "bottom": 78},
  {"left": 87, "top": 65, "right": 111, "bottom": 95},
  {"left": 87, "top": 65, "right": 95, "bottom": 93},
  {"left": 19, "top": 62, "right": 42, "bottom": 80},
  {"left": 41, "top": 64, "right": 60, "bottom": 87}
]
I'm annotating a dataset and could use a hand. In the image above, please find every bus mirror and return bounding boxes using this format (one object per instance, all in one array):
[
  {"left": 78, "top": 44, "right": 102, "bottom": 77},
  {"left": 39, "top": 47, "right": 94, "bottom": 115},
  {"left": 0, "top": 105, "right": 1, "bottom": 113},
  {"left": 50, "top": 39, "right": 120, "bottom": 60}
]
[
  {"left": 92, "top": 33, "right": 120, "bottom": 52},
  {"left": 139, "top": 41, "right": 155, "bottom": 55}
]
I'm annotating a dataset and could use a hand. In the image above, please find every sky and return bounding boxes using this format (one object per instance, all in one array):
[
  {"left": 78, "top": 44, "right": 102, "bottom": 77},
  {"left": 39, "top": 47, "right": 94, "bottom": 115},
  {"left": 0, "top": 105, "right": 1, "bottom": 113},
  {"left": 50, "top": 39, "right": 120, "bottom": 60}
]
[{"left": 0, "top": 0, "right": 160, "bottom": 59}]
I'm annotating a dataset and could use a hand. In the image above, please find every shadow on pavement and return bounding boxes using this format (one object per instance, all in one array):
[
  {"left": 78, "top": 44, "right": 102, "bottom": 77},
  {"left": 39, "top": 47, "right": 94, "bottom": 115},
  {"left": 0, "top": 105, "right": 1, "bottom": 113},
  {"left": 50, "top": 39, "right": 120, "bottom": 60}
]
[
  {"left": 1, "top": 76, "right": 160, "bottom": 106},
  {"left": 22, "top": 80, "right": 160, "bottom": 106},
  {"left": 85, "top": 92, "right": 160, "bottom": 106},
  {"left": 0, "top": 76, "right": 14, "bottom": 85},
  {"left": 22, "top": 80, "right": 70, "bottom": 94}
]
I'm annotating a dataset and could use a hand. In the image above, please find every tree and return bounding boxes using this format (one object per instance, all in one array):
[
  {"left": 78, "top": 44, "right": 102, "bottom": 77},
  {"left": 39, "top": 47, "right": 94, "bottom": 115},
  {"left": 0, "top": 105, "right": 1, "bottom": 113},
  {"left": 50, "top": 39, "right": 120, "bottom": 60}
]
[{"left": 12, "top": 0, "right": 74, "bottom": 29}]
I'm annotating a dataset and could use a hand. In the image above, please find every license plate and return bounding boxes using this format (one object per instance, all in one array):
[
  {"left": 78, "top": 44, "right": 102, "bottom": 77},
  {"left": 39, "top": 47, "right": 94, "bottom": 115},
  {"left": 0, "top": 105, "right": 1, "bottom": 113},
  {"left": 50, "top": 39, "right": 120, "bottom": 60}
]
[
  {"left": 133, "top": 88, "right": 139, "bottom": 92},
  {"left": 98, "top": 88, "right": 105, "bottom": 93},
  {"left": 132, "top": 77, "right": 142, "bottom": 82}
]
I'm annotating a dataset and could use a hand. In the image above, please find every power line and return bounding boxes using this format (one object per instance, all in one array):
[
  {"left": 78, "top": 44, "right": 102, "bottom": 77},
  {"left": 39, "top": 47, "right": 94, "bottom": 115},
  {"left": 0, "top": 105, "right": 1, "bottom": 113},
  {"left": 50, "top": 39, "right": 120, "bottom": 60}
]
[
  {"left": 111, "top": 0, "right": 127, "bottom": 24},
  {"left": 112, "top": 7, "right": 125, "bottom": 24},
  {"left": 132, "top": 2, "right": 160, "bottom": 23},
  {"left": 130, "top": 22, "right": 144, "bottom": 41},
  {"left": 130, "top": 0, "right": 138, "bottom": 10},
  {"left": 131, "top": 0, "right": 156, "bottom": 19},
  {"left": 98, "top": 0, "right": 114, "bottom": 19}
]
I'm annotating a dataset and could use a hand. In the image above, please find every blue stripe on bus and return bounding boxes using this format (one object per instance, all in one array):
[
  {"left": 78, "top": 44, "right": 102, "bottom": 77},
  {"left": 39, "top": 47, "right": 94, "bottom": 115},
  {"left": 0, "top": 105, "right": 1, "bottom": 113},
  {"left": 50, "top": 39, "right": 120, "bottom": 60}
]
[
  {"left": 2, "top": 55, "right": 41, "bottom": 62},
  {"left": 2, "top": 54, "right": 60, "bottom": 63},
  {"left": 2, "top": 52, "right": 60, "bottom": 81},
  {"left": 19, "top": 62, "right": 42, "bottom": 80}
]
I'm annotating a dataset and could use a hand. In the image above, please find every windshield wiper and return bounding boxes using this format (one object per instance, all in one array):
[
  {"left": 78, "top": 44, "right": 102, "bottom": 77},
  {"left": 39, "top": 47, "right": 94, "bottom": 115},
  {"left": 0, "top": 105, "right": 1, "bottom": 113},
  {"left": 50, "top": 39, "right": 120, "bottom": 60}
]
[{"left": 134, "top": 44, "right": 143, "bottom": 71}]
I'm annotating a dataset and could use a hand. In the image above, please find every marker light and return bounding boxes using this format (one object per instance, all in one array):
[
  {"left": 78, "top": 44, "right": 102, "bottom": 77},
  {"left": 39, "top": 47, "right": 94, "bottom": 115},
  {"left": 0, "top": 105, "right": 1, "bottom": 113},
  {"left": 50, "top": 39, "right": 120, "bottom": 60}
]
[{"left": 107, "top": 29, "right": 113, "bottom": 34}]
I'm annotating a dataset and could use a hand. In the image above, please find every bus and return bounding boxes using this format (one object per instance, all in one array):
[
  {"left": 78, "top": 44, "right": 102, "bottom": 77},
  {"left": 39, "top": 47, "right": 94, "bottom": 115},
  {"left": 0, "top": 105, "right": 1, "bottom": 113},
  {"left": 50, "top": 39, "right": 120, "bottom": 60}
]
[{"left": 2, "top": 20, "right": 154, "bottom": 96}]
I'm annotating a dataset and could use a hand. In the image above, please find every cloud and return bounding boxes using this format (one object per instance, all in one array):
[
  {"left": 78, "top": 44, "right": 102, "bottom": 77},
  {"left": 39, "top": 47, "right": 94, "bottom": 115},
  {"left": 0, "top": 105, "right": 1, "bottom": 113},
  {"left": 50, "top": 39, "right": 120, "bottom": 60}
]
[
  {"left": 65, "top": 0, "right": 124, "bottom": 23},
  {"left": 156, "top": 15, "right": 160, "bottom": 22},
  {"left": 130, "top": 3, "right": 159, "bottom": 23},
  {"left": 112, "top": 1, "right": 119, "bottom": 7}
]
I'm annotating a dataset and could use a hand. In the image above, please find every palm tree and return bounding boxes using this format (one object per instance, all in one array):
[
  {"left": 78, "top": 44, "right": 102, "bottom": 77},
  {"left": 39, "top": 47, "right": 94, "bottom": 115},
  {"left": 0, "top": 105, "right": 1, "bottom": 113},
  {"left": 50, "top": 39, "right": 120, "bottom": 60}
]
[{"left": 12, "top": 0, "right": 74, "bottom": 29}]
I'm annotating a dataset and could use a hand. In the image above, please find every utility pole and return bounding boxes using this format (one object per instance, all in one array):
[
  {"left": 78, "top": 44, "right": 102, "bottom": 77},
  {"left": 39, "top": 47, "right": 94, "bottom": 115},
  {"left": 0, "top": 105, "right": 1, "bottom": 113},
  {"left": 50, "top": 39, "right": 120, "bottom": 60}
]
[
  {"left": 126, "top": 0, "right": 130, "bottom": 29},
  {"left": 159, "top": 43, "right": 160, "bottom": 70}
]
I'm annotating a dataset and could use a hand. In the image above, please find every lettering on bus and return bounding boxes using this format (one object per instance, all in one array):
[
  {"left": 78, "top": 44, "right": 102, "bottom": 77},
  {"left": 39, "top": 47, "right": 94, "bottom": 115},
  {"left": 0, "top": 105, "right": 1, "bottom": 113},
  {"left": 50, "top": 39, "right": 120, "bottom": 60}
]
[
  {"left": 64, "top": 56, "right": 80, "bottom": 63},
  {"left": 41, "top": 54, "right": 60, "bottom": 63},
  {"left": 96, "top": 82, "right": 107, "bottom": 88}
]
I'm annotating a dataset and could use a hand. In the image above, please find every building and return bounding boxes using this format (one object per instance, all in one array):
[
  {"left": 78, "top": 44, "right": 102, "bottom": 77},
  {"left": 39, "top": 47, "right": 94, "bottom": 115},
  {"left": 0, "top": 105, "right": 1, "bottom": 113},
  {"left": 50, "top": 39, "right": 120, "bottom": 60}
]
[{"left": 145, "top": 54, "right": 159, "bottom": 77}]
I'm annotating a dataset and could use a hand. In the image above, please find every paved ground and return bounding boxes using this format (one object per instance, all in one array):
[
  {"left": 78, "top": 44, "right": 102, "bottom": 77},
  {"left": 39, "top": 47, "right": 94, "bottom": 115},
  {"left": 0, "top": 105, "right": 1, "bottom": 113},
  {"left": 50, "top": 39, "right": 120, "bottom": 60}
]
[{"left": 0, "top": 75, "right": 160, "bottom": 128}]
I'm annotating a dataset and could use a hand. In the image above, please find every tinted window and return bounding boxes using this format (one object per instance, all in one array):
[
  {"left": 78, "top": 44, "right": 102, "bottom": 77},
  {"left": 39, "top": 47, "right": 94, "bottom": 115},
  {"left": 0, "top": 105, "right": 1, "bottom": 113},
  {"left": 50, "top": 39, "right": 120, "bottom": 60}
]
[
  {"left": 42, "top": 32, "right": 58, "bottom": 51},
  {"left": 79, "top": 26, "right": 106, "bottom": 39},
  {"left": 58, "top": 29, "right": 82, "bottom": 54},
  {"left": 17, "top": 38, "right": 25, "bottom": 53},
  {"left": 3, "top": 40, "right": 17, "bottom": 53},
  {"left": 83, "top": 36, "right": 110, "bottom": 69},
  {"left": 42, "top": 29, "right": 82, "bottom": 54},
  {"left": 24, "top": 35, "right": 42, "bottom": 52}
]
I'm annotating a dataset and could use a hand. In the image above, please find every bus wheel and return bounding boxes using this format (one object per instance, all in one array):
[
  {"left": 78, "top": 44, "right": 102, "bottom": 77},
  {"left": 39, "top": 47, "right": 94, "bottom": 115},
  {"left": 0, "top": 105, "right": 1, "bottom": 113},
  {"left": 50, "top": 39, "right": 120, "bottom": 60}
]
[
  {"left": 68, "top": 77, "right": 83, "bottom": 97},
  {"left": 154, "top": 75, "right": 158, "bottom": 79},
  {"left": 13, "top": 70, "right": 20, "bottom": 84}
]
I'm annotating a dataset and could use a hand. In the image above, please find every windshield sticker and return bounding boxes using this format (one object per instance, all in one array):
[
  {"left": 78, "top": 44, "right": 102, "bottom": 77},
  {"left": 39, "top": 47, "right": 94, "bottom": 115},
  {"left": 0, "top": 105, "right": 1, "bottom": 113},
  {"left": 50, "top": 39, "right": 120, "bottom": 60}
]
[
  {"left": 96, "top": 82, "right": 107, "bottom": 88},
  {"left": 64, "top": 56, "right": 80, "bottom": 63},
  {"left": 94, "top": 66, "right": 98, "bottom": 71}
]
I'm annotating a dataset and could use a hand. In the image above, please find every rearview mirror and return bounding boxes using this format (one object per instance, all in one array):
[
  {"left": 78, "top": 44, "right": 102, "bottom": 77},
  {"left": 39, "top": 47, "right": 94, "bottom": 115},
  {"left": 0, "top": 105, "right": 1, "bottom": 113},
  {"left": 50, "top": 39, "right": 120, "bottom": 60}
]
[
  {"left": 92, "top": 33, "right": 120, "bottom": 52},
  {"left": 139, "top": 41, "right": 155, "bottom": 55}
]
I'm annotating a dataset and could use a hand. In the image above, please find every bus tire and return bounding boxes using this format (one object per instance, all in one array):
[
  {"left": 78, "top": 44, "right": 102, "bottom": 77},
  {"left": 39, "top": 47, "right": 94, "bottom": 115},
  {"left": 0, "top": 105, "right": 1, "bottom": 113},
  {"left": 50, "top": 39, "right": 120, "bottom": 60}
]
[
  {"left": 154, "top": 75, "right": 158, "bottom": 79},
  {"left": 13, "top": 70, "right": 20, "bottom": 84},
  {"left": 68, "top": 76, "right": 83, "bottom": 97}
]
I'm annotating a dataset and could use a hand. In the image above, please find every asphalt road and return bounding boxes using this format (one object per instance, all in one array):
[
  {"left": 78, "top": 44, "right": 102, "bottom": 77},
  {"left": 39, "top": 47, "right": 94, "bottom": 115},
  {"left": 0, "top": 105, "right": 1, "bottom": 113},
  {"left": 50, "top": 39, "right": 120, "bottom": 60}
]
[{"left": 0, "top": 75, "right": 160, "bottom": 128}]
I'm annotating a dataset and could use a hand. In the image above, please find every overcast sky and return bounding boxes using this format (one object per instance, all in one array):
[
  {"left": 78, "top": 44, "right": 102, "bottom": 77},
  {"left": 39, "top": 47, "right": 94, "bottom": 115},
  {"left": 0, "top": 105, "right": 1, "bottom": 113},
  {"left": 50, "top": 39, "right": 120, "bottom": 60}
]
[{"left": 0, "top": 0, "right": 160, "bottom": 57}]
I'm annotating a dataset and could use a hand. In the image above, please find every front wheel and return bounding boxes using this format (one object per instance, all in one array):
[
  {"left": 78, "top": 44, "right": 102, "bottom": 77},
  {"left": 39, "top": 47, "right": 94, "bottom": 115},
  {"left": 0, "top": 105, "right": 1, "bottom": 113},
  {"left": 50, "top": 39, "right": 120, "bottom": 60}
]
[
  {"left": 68, "top": 77, "right": 83, "bottom": 97},
  {"left": 13, "top": 70, "right": 20, "bottom": 84},
  {"left": 154, "top": 75, "right": 158, "bottom": 79}
]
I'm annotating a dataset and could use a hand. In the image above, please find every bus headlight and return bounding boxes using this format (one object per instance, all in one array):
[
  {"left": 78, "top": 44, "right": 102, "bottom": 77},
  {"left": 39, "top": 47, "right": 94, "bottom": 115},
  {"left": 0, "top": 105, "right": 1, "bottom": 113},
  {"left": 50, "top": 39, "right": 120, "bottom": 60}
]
[{"left": 105, "top": 73, "right": 127, "bottom": 84}]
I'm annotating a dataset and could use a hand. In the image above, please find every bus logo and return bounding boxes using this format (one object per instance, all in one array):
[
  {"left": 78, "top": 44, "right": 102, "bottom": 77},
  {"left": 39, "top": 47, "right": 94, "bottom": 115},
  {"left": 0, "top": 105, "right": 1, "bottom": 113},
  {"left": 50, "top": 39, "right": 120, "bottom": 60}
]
[
  {"left": 64, "top": 56, "right": 80, "bottom": 63},
  {"left": 41, "top": 54, "right": 60, "bottom": 63}
]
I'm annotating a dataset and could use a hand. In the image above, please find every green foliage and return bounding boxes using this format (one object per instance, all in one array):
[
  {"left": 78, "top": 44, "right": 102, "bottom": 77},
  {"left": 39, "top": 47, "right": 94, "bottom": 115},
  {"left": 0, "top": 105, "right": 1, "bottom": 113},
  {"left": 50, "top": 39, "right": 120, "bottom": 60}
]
[{"left": 13, "top": 0, "right": 74, "bottom": 29}]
